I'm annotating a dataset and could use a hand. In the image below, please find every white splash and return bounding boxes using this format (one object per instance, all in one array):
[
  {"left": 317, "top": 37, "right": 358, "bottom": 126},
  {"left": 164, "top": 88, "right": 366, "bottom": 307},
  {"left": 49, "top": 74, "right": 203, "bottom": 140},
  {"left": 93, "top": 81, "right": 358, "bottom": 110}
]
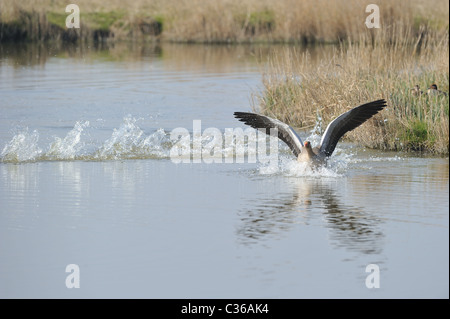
[
  {"left": 307, "top": 111, "right": 324, "bottom": 145},
  {"left": 96, "top": 117, "right": 171, "bottom": 160},
  {"left": 0, "top": 117, "right": 173, "bottom": 163},
  {"left": 47, "top": 121, "right": 89, "bottom": 160},
  {"left": 0, "top": 115, "right": 398, "bottom": 167},
  {"left": 0, "top": 129, "right": 42, "bottom": 162},
  {"left": 259, "top": 155, "right": 344, "bottom": 178}
]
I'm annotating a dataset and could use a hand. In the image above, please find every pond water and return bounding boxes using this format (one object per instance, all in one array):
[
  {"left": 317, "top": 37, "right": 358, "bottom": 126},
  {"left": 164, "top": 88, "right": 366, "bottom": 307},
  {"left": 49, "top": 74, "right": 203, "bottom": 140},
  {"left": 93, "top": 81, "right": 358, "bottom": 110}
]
[{"left": 0, "top": 43, "right": 448, "bottom": 298}]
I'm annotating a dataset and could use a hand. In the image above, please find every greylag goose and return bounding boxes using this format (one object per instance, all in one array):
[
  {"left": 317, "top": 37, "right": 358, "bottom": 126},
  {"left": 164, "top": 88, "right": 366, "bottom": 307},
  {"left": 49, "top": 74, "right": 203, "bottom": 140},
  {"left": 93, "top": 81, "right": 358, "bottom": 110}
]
[
  {"left": 427, "top": 84, "right": 448, "bottom": 97},
  {"left": 234, "top": 99, "right": 387, "bottom": 165},
  {"left": 411, "top": 85, "right": 423, "bottom": 96}
]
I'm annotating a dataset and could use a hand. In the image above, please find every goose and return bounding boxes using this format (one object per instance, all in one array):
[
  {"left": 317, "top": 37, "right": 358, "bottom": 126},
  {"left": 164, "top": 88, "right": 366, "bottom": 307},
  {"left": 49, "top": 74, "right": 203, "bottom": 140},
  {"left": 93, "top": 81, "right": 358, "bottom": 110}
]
[
  {"left": 427, "top": 84, "right": 448, "bottom": 97},
  {"left": 234, "top": 99, "right": 387, "bottom": 165},
  {"left": 411, "top": 85, "right": 423, "bottom": 96}
]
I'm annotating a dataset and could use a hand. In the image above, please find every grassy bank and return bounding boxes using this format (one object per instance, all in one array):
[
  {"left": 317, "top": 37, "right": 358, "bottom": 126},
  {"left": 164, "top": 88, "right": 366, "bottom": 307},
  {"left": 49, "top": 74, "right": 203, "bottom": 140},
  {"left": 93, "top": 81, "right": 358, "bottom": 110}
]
[
  {"left": 0, "top": 0, "right": 449, "bottom": 43},
  {"left": 255, "top": 29, "right": 449, "bottom": 154}
]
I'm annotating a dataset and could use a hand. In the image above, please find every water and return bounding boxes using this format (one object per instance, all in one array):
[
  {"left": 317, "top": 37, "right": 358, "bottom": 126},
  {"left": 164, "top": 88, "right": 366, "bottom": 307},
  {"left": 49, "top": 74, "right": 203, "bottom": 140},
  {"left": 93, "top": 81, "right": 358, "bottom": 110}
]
[{"left": 0, "top": 43, "right": 448, "bottom": 298}]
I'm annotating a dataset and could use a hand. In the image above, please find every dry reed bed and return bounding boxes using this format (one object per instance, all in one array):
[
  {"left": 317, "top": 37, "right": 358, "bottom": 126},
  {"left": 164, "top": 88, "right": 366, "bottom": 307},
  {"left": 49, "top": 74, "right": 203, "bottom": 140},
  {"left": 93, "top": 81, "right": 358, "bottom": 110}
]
[
  {"left": 255, "top": 29, "right": 449, "bottom": 154},
  {"left": 0, "top": 0, "right": 448, "bottom": 43}
]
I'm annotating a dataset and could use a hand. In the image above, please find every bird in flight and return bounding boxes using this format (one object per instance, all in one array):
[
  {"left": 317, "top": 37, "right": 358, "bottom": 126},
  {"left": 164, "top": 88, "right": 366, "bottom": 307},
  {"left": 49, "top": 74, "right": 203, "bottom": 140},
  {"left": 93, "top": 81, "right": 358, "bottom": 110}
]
[{"left": 234, "top": 99, "right": 387, "bottom": 165}]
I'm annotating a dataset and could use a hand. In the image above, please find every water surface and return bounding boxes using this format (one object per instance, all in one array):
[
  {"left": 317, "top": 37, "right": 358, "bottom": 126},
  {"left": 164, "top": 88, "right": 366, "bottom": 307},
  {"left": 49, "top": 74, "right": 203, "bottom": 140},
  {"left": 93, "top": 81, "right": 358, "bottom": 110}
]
[{"left": 0, "top": 43, "right": 448, "bottom": 298}]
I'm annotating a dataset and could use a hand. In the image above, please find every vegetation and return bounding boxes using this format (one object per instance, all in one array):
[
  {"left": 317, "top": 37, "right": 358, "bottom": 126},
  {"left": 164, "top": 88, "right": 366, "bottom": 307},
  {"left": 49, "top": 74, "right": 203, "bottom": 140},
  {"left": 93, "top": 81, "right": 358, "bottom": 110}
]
[
  {"left": 0, "top": 0, "right": 448, "bottom": 43},
  {"left": 255, "top": 28, "right": 449, "bottom": 154}
]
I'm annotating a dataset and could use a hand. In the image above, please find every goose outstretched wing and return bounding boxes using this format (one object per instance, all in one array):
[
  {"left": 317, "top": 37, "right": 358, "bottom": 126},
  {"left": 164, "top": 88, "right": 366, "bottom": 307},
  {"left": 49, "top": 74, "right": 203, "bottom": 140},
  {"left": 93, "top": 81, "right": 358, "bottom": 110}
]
[
  {"left": 318, "top": 99, "right": 387, "bottom": 157},
  {"left": 234, "top": 112, "right": 304, "bottom": 157}
]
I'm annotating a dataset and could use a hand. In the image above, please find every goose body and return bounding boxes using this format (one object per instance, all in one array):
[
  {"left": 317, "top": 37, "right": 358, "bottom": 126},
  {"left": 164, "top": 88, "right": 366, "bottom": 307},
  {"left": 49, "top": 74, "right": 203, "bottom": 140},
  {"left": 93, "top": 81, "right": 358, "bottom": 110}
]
[
  {"left": 427, "top": 84, "right": 448, "bottom": 97},
  {"left": 297, "top": 141, "right": 325, "bottom": 165},
  {"left": 234, "top": 99, "right": 387, "bottom": 165},
  {"left": 411, "top": 85, "right": 423, "bottom": 96}
]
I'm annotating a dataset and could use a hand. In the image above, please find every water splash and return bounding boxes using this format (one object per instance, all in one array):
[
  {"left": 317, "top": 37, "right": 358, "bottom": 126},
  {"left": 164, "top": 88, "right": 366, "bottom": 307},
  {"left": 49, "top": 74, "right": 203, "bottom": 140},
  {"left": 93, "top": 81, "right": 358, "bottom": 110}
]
[
  {"left": 97, "top": 124, "right": 170, "bottom": 160},
  {"left": 47, "top": 121, "right": 89, "bottom": 160},
  {"left": 95, "top": 117, "right": 170, "bottom": 160},
  {"left": 307, "top": 111, "right": 324, "bottom": 145},
  {"left": 0, "top": 116, "right": 399, "bottom": 169},
  {"left": 0, "top": 117, "right": 173, "bottom": 163},
  {"left": 1, "top": 129, "right": 42, "bottom": 162},
  {"left": 258, "top": 154, "right": 345, "bottom": 178}
]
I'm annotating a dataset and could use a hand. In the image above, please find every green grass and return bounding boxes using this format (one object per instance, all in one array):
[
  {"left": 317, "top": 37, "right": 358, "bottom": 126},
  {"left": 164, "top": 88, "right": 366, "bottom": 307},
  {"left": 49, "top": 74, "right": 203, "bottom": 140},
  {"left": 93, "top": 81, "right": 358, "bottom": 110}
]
[
  {"left": 83, "top": 11, "right": 125, "bottom": 32},
  {"left": 46, "top": 12, "right": 67, "bottom": 29},
  {"left": 247, "top": 9, "right": 275, "bottom": 34},
  {"left": 401, "top": 120, "right": 431, "bottom": 151}
]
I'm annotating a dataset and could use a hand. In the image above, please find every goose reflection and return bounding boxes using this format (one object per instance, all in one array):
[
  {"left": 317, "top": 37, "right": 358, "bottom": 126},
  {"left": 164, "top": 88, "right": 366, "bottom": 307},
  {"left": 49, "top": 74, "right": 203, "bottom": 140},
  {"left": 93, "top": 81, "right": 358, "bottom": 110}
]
[
  {"left": 318, "top": 182, "right": 384, "bottom": 255},
  {"left": 237, "top": 177, "right": 384, "bottom": 255}
]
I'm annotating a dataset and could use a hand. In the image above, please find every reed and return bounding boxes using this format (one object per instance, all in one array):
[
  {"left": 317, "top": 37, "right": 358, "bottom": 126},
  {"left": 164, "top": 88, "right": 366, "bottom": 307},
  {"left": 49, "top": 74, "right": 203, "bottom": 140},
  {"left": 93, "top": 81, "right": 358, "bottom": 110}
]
[
  {"left": 255, "top": 28, "right": 449, "bottom": 154},
  {"left": 0, "top": 0, "right": 448, "bottom": 43}
]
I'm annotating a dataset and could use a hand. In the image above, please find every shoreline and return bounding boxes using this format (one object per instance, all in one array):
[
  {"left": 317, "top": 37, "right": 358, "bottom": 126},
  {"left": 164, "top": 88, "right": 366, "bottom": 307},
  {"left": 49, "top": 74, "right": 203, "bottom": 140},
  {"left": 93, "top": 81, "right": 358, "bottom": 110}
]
[{"left": 1, "top": 0, "right": 448, "bottom": 45}]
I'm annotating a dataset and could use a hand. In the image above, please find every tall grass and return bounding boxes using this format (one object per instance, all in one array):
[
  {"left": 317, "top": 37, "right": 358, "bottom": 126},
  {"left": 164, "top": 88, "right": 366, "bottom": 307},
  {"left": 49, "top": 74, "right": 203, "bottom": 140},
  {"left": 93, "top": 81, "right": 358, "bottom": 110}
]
[
  {"left": 255, "top": 29, "right": 449, "bottom": 154},
  {"left": 1, "top": 0, "right": 448, "bottom": 43}
]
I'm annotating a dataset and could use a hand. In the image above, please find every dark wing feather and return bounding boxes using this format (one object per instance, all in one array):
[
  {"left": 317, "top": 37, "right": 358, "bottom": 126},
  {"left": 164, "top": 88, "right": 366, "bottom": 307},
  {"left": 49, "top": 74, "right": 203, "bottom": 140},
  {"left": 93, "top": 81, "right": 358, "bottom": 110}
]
[
  {"left": 318, "top": 99, "right": 387, "bottom": 157},
  {"left": 234, "top": 112, "right": 303, "bottom": 157}
]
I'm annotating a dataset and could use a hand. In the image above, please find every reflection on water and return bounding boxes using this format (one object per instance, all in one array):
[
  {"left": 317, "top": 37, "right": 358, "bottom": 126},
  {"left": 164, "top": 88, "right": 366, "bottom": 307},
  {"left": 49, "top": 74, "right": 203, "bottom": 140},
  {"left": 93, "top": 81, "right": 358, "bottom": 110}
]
[
  {"left": 0, "top": 42, "right": 162, "bottom": 67},
  {"left": 0, "top": 163, "right": 41, "bottom": 231},
  {"left": 318, "top": 180, "right": 383, "bottom": 255},
  {"left": 0, "top": 41, "right": 333, "bottom": 70},
  {"left": 237, "top": 176, "right": 383, "bottom": 255}
]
